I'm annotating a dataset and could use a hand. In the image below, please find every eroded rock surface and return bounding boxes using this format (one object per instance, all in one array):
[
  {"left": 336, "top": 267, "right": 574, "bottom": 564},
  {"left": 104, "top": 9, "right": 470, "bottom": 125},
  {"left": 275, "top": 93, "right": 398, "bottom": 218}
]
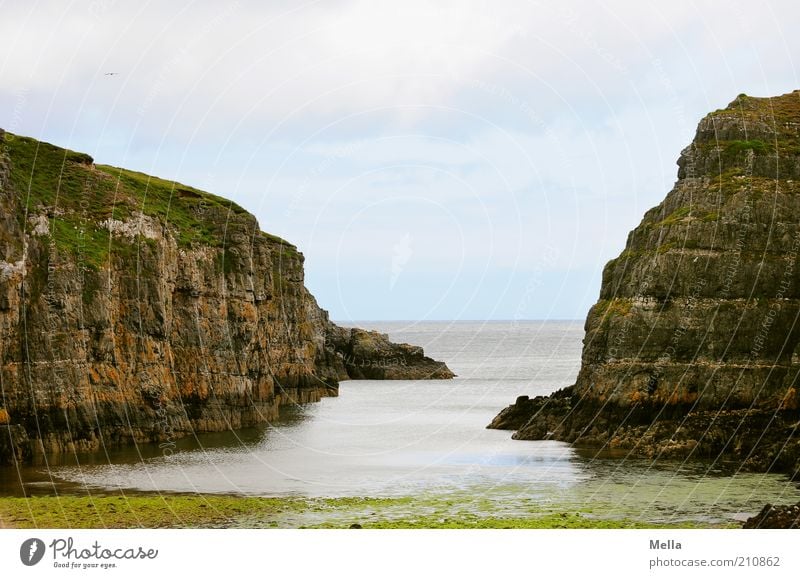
[
  {"left": 489, "top": 92, "right": 800, "bottom": 477},
  {"left": 0, "top": 130, "right": 452, "bottom": 463},
  {"left": 743, "top": 503, "right": 800, "bottom": 529},
  {"left": 325, "top": 325, "right": 455, "bottom": 380}
]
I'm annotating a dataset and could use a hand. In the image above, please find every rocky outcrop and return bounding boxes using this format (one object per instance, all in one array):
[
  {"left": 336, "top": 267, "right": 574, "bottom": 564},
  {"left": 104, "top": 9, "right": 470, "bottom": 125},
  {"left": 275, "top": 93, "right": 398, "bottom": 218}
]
[
  {"left": 325, "top": 325, "right": 455, "bottom": 380},
  {"left": 743, "top": 503, "right": 800, "bottom": 529},
  {"left": 0, "top": 130, "right": 452, "bottom": 464},
  {"left": 490, "top": 91, "right": 800, "bottom": 477},
  {"left": 487, "top": 390, "right": 573, "bottom": 434}
]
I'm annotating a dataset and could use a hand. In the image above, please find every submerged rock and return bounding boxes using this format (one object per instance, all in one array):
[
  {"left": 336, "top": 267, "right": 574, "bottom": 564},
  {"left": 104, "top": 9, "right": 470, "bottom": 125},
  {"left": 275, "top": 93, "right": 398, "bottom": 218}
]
[
  {"left": 490, "top": 91, "right": 800, "bottom": 476},
  {"left": 0, "top": 131, "right": 453, "bottom": 464}
]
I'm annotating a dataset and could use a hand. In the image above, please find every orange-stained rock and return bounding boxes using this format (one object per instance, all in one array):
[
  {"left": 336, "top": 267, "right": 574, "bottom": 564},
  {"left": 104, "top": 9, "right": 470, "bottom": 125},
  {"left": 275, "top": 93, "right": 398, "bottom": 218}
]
[{"left": 0, "top": 130, "right": 452, "bottom": 463}]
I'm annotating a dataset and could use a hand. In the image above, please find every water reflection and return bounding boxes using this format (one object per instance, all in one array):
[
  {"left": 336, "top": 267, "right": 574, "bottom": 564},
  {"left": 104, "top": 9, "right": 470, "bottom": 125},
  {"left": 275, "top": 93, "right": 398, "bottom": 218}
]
[
  {"left": 1, "top": 321, "right": 798, "bottom": 525},
  {"left": 0, "top": 426, "right": 271, "bottom": 496}
]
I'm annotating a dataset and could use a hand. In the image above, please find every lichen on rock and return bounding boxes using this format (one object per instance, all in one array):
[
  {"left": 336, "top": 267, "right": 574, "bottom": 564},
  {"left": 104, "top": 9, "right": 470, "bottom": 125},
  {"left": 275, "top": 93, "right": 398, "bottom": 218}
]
[
  {"left": 325, "top": 325, "right": 455, "bottom": 380},
  {"left": 489, "top": 91, "right": 800, "bottom": 477},
  {"left": 0, "top": 130, "right": 453, "bottom": 464}
]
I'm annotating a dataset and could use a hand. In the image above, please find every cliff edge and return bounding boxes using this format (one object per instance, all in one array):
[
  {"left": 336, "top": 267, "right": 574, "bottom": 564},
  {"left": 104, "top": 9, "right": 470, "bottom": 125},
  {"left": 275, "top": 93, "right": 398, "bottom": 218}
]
[
  {"left": 0, "top": 130, "right": 452, "bottom": 464},
  {"left": 489, "top": 91, "right": 800, "bottom": 477}
]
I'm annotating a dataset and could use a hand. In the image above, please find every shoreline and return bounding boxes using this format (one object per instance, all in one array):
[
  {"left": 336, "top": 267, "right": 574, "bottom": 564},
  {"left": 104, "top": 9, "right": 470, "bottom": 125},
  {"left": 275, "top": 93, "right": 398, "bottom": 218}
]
[{"left": 0, "top": 493, "right": 742, "bottom": 530}]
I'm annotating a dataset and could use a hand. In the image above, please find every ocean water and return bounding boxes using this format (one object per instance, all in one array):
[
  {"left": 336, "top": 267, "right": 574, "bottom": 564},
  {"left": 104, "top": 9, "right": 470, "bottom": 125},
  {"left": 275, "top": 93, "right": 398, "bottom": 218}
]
[{"left": 3, "top": 320, "right": 799, "bottom": 524}]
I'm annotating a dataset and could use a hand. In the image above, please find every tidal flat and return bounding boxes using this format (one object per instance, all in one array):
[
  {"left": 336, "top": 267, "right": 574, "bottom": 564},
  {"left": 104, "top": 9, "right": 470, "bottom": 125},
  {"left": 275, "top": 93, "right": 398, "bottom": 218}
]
[
  {"left": 0, "top": 490, "right": 741, "bottom": 530},
  {"left": 2, "top": 323, "right": 797, "bottom": 530}
]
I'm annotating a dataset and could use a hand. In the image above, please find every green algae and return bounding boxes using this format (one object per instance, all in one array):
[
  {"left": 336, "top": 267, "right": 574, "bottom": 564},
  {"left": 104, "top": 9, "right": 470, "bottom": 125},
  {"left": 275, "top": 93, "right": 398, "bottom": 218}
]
[
  {"left": 0, "top": 491, "right": 741, "bottom": 530},
  {"left": 1, "top": 131, "right": 299, "bottom": 269}
]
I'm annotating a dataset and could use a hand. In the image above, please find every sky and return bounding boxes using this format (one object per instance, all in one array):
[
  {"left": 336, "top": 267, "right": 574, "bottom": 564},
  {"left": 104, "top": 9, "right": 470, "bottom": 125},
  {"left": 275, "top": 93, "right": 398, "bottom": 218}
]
[{"left": 1, "top": 0, "right": 798, "bottom": 321}]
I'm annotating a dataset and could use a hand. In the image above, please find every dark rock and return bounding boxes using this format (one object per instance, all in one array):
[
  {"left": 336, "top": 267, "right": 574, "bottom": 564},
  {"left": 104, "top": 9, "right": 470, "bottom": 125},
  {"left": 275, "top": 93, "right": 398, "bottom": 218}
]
[
  {"left": 65, "top": 150, "right": 93, "bottom": 165},
  {"left": 487, "top": 388, "right": 572, "bottom": 431},
  {"left": 325, "top": 325, "right": 455, "bottom": 380},
  {"left": 490, "top": 91, "right": 800, "bottom": 475},
  {"left": 0, "top": 425, "right": 29, "bottom": 463},
  {"left": 0, "top": 130, "right": 452, "bottom": 464},
  {"left": 743, "top": 503, "right": 800, "bottom": 529}
]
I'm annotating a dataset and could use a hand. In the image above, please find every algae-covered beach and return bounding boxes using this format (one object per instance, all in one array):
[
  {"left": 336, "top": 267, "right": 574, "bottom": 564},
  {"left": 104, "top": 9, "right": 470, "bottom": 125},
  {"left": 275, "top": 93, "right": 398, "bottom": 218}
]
[
  {"left": 2, "top": 323, "right": 799, "bottom": 530},
  {"left": 0, "top": 493, "right": 737, "bottom": 530}
]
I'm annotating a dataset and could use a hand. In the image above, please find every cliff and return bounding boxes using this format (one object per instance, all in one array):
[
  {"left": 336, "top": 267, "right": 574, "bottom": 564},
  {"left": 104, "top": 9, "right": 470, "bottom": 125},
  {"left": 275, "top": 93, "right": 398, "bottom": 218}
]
[
  {"left": 489, "top": 91, "right": 800, "bottom": 477},
  {"left": 0, "top": 130, "right": 452, "bottom": 464}
]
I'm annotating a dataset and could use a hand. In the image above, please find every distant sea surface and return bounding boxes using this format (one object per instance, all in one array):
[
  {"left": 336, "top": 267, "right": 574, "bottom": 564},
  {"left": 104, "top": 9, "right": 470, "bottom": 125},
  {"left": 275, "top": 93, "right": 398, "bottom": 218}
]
[{"left": 3, "top": 321, "right": 799, "bottom": 524}]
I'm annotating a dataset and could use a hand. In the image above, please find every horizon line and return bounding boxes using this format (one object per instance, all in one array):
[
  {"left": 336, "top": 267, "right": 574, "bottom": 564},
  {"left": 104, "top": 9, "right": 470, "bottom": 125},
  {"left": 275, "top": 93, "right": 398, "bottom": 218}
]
[{"left": 333, "top": 318, "right": 585, "bottom": 323}]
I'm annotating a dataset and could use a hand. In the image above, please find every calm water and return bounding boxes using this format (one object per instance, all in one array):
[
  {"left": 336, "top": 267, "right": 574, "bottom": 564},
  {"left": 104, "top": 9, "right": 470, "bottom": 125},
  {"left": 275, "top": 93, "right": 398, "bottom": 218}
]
[{"left": 3, "top": 321, "right": 799, "bottom": 524}]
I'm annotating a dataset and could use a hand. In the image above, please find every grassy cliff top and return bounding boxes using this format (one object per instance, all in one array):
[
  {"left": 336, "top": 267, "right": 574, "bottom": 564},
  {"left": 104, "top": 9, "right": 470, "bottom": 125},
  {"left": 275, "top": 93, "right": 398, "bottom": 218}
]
[
  {"left": 1, "top": 131, "right": 296, "bottom": 268},
  {"left": 709, "top": 90, "right": 800, "bottom": 124},
  {"left": 703, "top": 90, "right": 800, "bottom": 153}
]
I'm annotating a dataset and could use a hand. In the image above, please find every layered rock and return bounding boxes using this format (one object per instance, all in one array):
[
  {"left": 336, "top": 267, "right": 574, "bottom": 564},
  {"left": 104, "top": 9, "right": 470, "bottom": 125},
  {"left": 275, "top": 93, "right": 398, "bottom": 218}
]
[
  {"left": 743, "top": 503, "right": 800, "bottom": 529},
  {"left": 325, "top": 325, "right": 455, "bottom": 380},
  {"left": 490, "top": 92, "right": 800, "bottom": 477},
  {"left": 0, "top": 130, "right": 452, "bottom": 464}
]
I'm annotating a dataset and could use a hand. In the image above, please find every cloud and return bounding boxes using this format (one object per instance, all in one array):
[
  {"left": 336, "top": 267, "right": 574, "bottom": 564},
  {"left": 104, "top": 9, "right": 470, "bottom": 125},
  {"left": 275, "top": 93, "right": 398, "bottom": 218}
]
[
  {"left": 2, "top": 0, "right": 798, "bottom": 150},
  {"left": 1, "top": 0, "right": 799, "bottom": 319}
]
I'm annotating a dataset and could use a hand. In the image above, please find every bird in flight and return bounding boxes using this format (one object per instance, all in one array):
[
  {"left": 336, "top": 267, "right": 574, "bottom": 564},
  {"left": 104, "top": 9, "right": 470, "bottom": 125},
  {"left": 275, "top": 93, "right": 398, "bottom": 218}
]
[{"left": 104, "top": 72, "right": 119, "bottom": 76}]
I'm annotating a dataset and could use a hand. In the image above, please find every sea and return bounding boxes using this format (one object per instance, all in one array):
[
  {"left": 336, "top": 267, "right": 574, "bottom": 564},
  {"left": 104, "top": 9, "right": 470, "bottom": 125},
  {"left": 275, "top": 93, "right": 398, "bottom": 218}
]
[{"left": 2, "top": 320, "right": 799, "bottom": 525}]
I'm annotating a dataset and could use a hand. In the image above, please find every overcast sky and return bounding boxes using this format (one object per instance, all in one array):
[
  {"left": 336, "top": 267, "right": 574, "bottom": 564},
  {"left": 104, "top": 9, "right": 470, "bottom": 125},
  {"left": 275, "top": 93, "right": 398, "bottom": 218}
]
[{"left": 1, "top": 0, "right": 798, "bottom": 321}]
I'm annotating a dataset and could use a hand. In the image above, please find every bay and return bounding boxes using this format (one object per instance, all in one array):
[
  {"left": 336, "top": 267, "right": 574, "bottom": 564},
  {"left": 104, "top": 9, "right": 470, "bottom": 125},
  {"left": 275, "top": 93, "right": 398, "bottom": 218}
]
[{"left": 3, "top": 321, "right": 798, "bottom": 525}]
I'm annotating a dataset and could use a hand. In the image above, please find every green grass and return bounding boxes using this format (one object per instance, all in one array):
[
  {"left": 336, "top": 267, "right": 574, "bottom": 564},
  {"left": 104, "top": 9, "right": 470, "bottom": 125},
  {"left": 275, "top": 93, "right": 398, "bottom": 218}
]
[
  {"left": 704, "top": 91, "right": 800, "bottom": 156},
  {"left": 656, "top": 206, "right": 692, "bottom": 227},
  {"left": 94, "top": 164, "right": 247, "bottom": 247},
  {"left": 656, "top": 241, "right": 676, "bottom": 254},
  {"left": 723, "top": 139, "right": 771, "bottom": 157},
  {"left": 0, "top": 495, "right": 297, "bottom": 529},
  {"left": 0, "top": 494, "right": 735, "bottom": 529},
  {"left": 359, "top": 513, "right": 725, "bottom": 529},
  {"left": 2, "top": 131, "right": 298, "bottom": 269},
  {"left": 590, "top": 299, "right": 634, "bottom": 329},
  {"left": 724, "top": 139, "right": 770, "bottom": 155},
  {"left": 708, "top": 91, "right": 800, "bottom": 125}
]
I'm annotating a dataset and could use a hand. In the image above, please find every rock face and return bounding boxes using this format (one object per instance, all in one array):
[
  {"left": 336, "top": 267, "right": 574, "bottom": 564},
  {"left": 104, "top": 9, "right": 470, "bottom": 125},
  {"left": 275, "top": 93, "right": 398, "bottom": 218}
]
[
  {"left": 743, "top": 503, "right": 800, "bottom": 529},
  {"left": 325, "top": 325, "right": 455, "bottom": 380},
  {"left": 489, "top": 92, "right": 800, "bottom": 477},
  {"left": 0, "top": 130, "right": 452, "bottom": 464}
]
